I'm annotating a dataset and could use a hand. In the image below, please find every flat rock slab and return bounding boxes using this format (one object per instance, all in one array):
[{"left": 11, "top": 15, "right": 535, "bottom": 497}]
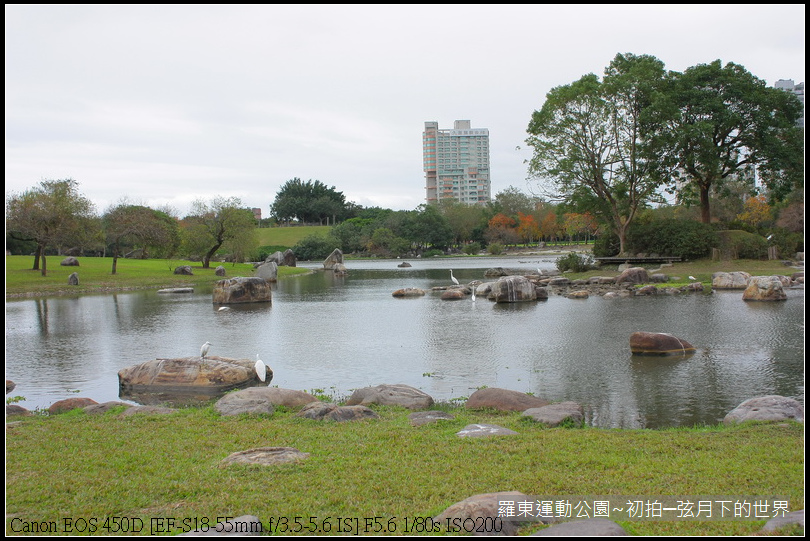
[
  {"left": 392, "top": 288, "right": 425, "bottom": 297},
  {"left": 409, "top": 410, "right": 455, "bottom": 426},
  {"left": 434, "top": 491, "right": 527, "bottom": 536},
  {"left": 83, "top": 401, "right": 133, "bottom": 414},
  {"left": 221, "top": 447, "right": 310, "bottom": 467},
  {"left": 456, "top": 424, "right": 519, "bottom": 438},
  {"left": 522, "top": 402, "right": 584, "bottom": 427},
  {"left": 531, "top": 518, "right": 628, "bottom": 536},
  {"left": 466, "top": 388, "right": 550, "bottom": 412},
  {"left": 119, "top": 406, "right": 177, "bottom": 416},
  {"left": 723, "top": 395, "right": 804, "bottom": 424},
  {"left": 346, "top": 383, "right": 434, "bottom": 410},
  {"left": 761, "top": 510, "right": 804, "bottom": 533},
  {"left": 157, "top": 288, "right": 193, "bottom": 294},
  {"left": 297, "top": 402, "right": 379, "bottom": 422}
]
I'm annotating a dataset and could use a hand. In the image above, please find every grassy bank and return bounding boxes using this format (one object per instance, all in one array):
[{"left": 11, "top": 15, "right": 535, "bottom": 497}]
[
  {"left": 4, "top": 256, "right": 309, "bottom": 298},
  {"left": 5, "top": 405, "right": 803, "bottom": 536}
]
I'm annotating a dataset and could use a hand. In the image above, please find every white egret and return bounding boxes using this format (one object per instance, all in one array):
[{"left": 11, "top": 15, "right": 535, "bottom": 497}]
[
  {"left": 688, "top": 276, "right": 696, "bottom": 281},
  {"left": 450, "top": 270, "right": 459, "bottom": 286},
  {"left": 200, "top": 341, "right": 212, "bottom": 360},
  {"left": 254, "top": 354, "right": 266, "bottom": 382}
]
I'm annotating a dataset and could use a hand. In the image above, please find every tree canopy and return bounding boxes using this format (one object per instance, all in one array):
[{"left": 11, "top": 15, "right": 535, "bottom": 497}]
[
  {"left": 183, "top": 196, "right": 257, "bottom": 268},
  {"left": 5, "top": 179, "right": 97, "bottom": 275},
  {"left": 652, "top": 60, "right": 804, "bottom": 223},
  {"left": 103, "top": 202, "right": 180, "bottom": 274},
  {"left": 526, "top": 53, "right": 668, "bottom": 254},
  {"left": 270, "top": 178, "right": 352, "bottom": 225}
]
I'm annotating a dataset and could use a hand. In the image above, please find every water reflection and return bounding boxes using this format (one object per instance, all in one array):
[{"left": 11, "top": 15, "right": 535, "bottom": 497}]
[{"left": 5, "top": 257, "right": 804, "bottom": 428}]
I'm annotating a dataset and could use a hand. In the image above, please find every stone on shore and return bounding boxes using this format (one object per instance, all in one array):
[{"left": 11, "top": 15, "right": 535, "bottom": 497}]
[
  {"left": 531, "top": 518, "right": 628, "bottom": 536},
  {"left": 296, "top": 402, "right": 379, "bottom": 422},
  {"left": 434, "top": 491, "right": 528, "bottom": 536},
  {"left": 48, "top": 397, "right": 98, "bottom": 415},
  {"left": 523, "top": 402, "right": 584, "bottom": 427},
  {"left": 723, "top": 395, "right": 804, "bottom": 424},
  {"left": 346, "top": 384, "right": 434, "bottom": 410},
  {"left": 466, "top": 387, "right": 550, "bottom": 412}
]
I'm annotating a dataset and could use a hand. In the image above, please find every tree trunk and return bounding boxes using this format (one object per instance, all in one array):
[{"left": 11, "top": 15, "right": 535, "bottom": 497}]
[
  {"left": 40, "top": 251, "right": 47, "bottom": 277},
  {"left": 699, "top": 183, "right": 712, "bottom": 224},
  {"left": 32, "top": 245, "right": 42, "bottom": 271}
]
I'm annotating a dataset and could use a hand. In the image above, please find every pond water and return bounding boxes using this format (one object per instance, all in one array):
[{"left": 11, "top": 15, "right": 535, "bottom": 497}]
[{"left": 5, "top": 256, "right": 805, "bottom": 428}]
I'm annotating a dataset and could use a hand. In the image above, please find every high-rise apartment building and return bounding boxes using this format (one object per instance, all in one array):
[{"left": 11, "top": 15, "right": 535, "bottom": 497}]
[
  {"left": 774, "top": 79, "right": 805, "bottom": 128},
  {"left": 423, "top": 120, "right": 491, "bottom": 205}
]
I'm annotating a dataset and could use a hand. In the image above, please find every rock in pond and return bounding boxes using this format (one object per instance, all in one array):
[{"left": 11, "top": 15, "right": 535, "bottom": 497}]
[
  {"left": 629, "top": 332, "right": 695, "bottom": 355},
  {"left": 118, "top": 356, "right": 271, "bottom": 406}
]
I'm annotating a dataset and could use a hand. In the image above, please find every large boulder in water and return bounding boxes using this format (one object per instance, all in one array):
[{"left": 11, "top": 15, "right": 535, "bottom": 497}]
[
  {"left": 212, "top": 276, "right": 272, "bottom": 304},
  {"left": 118, "top": 356, "right": 269, "bottom": 406},
  {"left": 742, "top": 276, "right": 788, "bottom": 301},
  {"left": 712, "top": 271, "right": 752, "bottom": 289},
  {"left": 630, "top": 332, "right": 695, "bottom": 355},
  {"left": 323, "top": 248, "right": 344, "bottom": 270},
  {"left": 491, "top": 275, "right": 537, "bottom": 303}
]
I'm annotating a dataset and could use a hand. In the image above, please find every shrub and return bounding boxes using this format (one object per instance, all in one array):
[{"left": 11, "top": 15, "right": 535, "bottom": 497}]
[
  {"left": 462, "top": 242, "right": 482, "bottom": 255},
  {"left": 556, "top": 252, "right": 595, "bottom": 273},
  {"left": 627, "top": 219, "right": 717, "bottom": 260},
  {"left": 715, "top": 230, "right": 768, "bottom": 260},
  {"left": 593, "top": 233, "right": 620, "bottom": 257},
  {"left": 292, "top": 234, "right": 339, "bottom": 261},
  {"left": 487, "top": 242, "right": 504, "bottom": 255}
]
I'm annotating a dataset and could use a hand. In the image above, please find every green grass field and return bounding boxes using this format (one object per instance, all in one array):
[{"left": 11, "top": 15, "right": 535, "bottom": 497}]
[
  {"left": 4, "top": 406, "right": 803, "bottom": 536},
  {"left": 4, "top": 255, "right": 308, "bottom": 297},
  {"left": 255, "top": 225, "right": 330, "bottom": 249}
]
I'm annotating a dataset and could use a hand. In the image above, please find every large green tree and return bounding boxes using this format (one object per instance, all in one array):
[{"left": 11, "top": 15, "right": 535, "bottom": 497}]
[
  {"left": 270, "top": 178, "right": 352, "bottom": 225},
  {"left": 102, "top": 202, "right": 180, "bottom": 274},
  {"left": 653, "top": 60, "right": 804, "bottom": 223},
  {"left": 5, "top": 179, "right": 97, "bottom": 276},
  {"left": 183, "top": 196, "right": 257, "bottom": 268},
  {"left": 526, "top": 53, "right": 667, "bottom": 254}
]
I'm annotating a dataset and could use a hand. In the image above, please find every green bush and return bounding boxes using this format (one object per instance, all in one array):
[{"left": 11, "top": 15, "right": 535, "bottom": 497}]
[
  {"left": 627, "top": 219, "right": 717, "bottom": 260},
  {"left": 462, "top": 242, "right": 482, "bottom": 255},
  {"left": 292, "top": 234, "right": 340, "bottom": 261},
  {"left": 593, "top": 233, "right": 620, "bottom": 257},
  {"left": 715, "top": 230, "right": 768, "bottom": 260},
  {"left": 556, "top": 252, "right": 595, "bottom": 273},
  {"left": 766, "top": 229, "right": 804, "bottom": 259},
  {"left": 487, "top": 242, "right": 504, "bottom": 255}
]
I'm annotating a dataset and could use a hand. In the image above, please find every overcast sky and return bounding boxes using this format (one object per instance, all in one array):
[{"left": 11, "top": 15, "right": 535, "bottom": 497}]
[{"left": 5, "top": 4, "right": 805, "bottom": 218}]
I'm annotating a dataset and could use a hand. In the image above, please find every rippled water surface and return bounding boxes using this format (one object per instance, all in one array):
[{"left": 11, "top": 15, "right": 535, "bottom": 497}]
[{"left": 5, "top": 257, "right": 804, "bottom": 428}]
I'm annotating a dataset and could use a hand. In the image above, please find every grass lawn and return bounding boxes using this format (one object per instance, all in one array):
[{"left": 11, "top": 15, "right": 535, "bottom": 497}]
[{"left": 4, "top": 405, "right": 804, "bottom": 536}]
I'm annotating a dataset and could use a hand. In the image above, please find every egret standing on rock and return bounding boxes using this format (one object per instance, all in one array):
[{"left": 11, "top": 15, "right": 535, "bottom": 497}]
[
  {"left": 255, "top": 354, "right": 267, "bottom": 382},
  {"left": 450, "top": 270, "right": 459, "bottom": 286},
  {"left": 200, "top": 341, "right": 212, "bottom": 360}
]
